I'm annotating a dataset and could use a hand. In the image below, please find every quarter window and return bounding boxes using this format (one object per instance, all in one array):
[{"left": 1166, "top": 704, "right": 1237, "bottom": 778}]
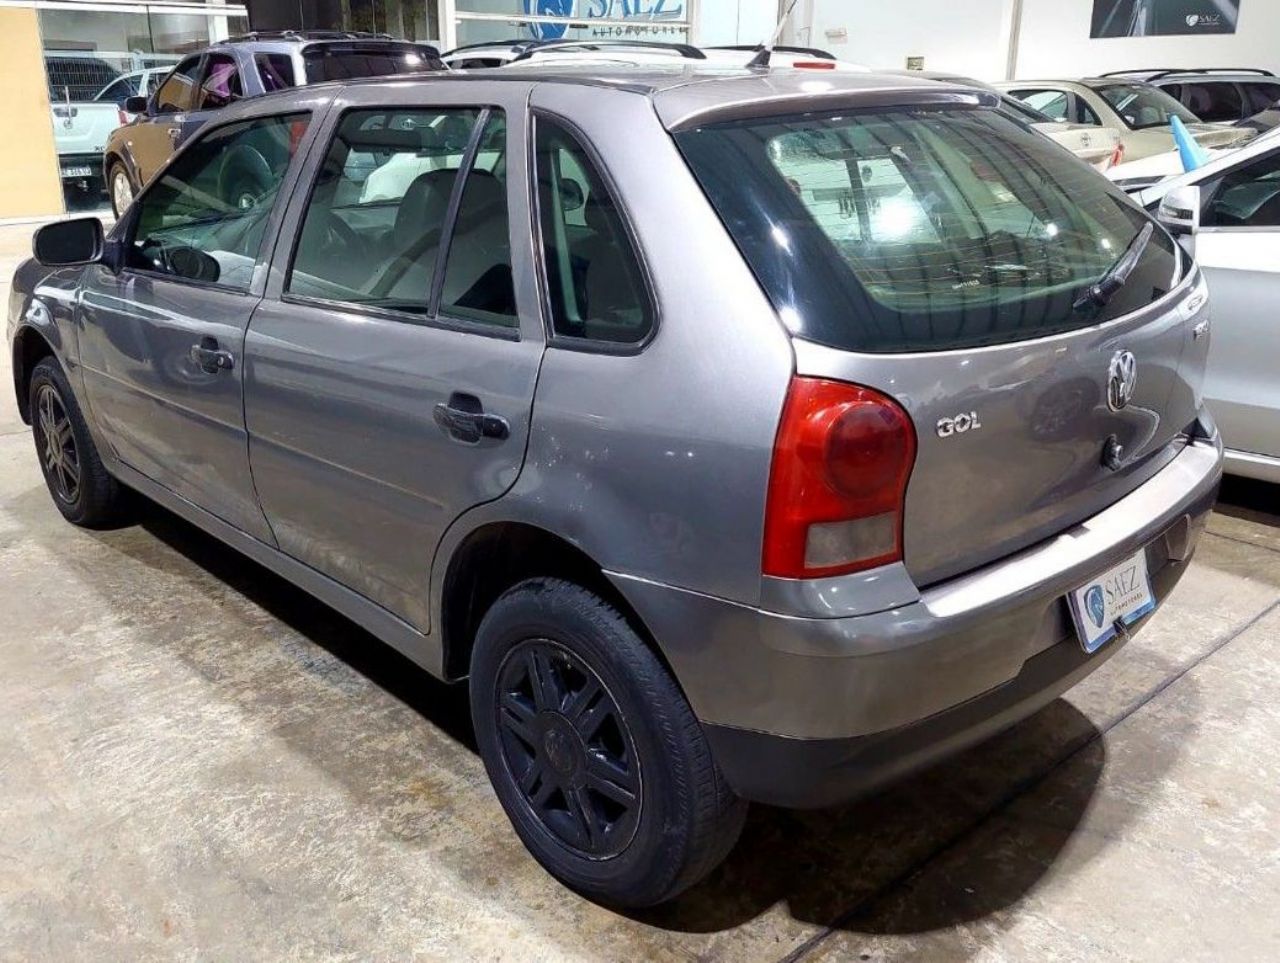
[
  {"left": 1181, "top": 82, "right": 1244, "bottom": 123},
  {"left": 126, "top": 113, "right": 310, "bottom": 289},
  {"left": 287, "top": 107, "right": 488, "bottom": 313},
  {"left": 256, "top": 53, "right": 297, "bottom": 91},
  {"left": 154, "top": 57, "right": 201, "bottom": 114},
  {"left": 534, "top": 118, "right": 652, "bottom": 344},
  {"left": 438, "top": 114, "right": 517, "bottom": 327},
  {"left": 1246, "top": 83, "right": 1280, "bottom": 113},
  {"left": 1012, "top": 89, "right": 1069, "bottom": 122}
]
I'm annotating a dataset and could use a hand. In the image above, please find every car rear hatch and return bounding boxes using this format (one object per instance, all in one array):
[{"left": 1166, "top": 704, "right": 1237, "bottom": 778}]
[{"left": 674, "top": 90, "right": 1207, "bottom": 587}]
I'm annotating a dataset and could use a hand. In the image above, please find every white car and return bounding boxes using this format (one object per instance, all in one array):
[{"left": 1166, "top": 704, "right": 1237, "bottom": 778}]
[{"left": 1140, "top": 132, "right": 1280, "bottom": 482}]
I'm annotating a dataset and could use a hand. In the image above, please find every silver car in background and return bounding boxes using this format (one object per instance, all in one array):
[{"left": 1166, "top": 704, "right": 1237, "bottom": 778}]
[
  {"left": 1139, "top": 134, "right": 1280, "bottom": 482},
  {"left": 9, "top": 67, "right": 1222, "bottom": 907}
]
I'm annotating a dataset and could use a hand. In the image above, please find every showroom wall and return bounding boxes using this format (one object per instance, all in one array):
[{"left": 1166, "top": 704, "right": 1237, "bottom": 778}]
[
  {"left": 790, "top": 0, "right": 1280, "bottom": 81},
  {"left": 1015, "top": 0, "right": 1280, "bottom": 77},
  {"left": 0, "top": 8, "right": 64, "bottom": 220}
]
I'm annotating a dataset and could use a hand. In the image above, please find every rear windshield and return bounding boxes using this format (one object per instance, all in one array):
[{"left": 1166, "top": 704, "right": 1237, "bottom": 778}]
[
  {"left": 1094, "top": 82, "right": 1200, "bottom": 130},
  {"left": 676, "top": 106, "right": 1181, "bottom": 353},
  {"left": 301, "top": 44, "right": 441, "bottom": 83}
]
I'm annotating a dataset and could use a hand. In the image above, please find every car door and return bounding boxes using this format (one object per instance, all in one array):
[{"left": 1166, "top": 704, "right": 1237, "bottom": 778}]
[
  {"left": 76, "top": 104, "right": 326, "bottom": 543},
  {"left": 127, "top": 55, "right": 203, "bottom": 186},
  {"left": 244, "top": 83, "right": 544, "bottom": 631},
  {"left": 1191, "top": 147, "right": 1280, "bottom": 460}
]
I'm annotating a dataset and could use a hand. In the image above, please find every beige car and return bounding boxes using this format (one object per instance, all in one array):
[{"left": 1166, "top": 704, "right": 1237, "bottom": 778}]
[
  {"left": 904, "top": 72, "right": 1123, "bottom": 170},
  {"left": 997, "top": 77, "right": 1255, "bottom": 162}
]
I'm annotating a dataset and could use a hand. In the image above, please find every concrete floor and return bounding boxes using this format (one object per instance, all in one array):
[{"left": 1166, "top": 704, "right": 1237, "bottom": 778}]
[{"left": 2, "top": 222, "right": 1279, "bottom": 961}]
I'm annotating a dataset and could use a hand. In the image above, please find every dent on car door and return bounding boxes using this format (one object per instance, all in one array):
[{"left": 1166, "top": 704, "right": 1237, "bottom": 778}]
[
  {"left": 244, "top": 98, "right": 544, "bottom": 630},
  {"left": 1193, "top": 149, "right": 1280, "bottom": 459},
  {"left": 77, "top": 111, "right": 317, "bottom": 542}
]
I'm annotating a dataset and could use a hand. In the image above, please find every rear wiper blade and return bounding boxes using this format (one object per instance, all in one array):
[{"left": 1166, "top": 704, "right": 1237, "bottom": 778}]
[{"left": 1073, "top": 222, "right": 1155, "bottom": 312}]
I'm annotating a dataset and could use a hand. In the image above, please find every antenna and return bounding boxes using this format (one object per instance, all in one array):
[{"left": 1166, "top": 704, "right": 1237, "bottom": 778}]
[{"left": 747, "top": 0, "right": 804, "bottom": 69}]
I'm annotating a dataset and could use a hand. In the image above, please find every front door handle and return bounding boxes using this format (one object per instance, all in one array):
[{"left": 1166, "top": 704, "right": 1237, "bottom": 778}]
[
  {"left": 190, "top": 336, "right": 234, "bottom": 374},
  {"left": 433, "top": 392, "right": 509, "bottom": 444}
]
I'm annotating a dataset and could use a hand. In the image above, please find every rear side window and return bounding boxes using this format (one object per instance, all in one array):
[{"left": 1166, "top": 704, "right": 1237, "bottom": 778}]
[
  {"left": 1182, "top": 82, "right": 1244, "bottom": 122},
  {"left": 534, "top": 118, "right": 653, "bottom": 344},
  {"left": 198, "top": 54, "right": 242, "bottom": 110},
  {"left": 1011, "top": 89, "right": 1069, "bottom": 121},
  {"left": 301, "top": 44, "right": 441, "bottom": 82},
  {"left": 1246, "top": 82, "right": 1280, "bottom": 113},
  {"left": 676, "top": 106, "right": 1179, "bottom": 353},
  {"left": 256, "top": 53, "right": 296, "bottom": 91}
]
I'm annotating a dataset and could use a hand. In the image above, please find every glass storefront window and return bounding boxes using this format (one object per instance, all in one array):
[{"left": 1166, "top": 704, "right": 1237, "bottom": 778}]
[
  {"left": 453, "top": 0, "right": 690, "bottom": 48},
  {"left": 39, "top": 4, "right": 248, "bottom": 214}
]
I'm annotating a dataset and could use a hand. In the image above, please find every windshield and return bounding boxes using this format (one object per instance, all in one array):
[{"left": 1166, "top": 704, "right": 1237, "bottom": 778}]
[
  {"left": 676, "top": 106, "right": 1181, "bottom": 353},
  {"left": 1095, "top": 82, "right": 1201, "bottom": 130},
  {"left": 302, "top": 44, "right": 442, "bottom": 82}
]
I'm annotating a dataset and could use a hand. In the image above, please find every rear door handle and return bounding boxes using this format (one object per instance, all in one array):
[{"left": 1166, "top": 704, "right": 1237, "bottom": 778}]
[
  {"left": 433, "top": 392, "right": 509, "bottom": 444},
  {"left": 190, "top": 336, "right": 234, "bottom": 374}
]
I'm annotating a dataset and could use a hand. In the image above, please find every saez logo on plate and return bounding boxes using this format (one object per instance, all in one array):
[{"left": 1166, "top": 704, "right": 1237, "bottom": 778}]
[
  {"left": 524, "top": 0, "right": 686, "bottom": 41},
  {"left": 1085, "top": 584, "right": 1106, "bottom": 630}
]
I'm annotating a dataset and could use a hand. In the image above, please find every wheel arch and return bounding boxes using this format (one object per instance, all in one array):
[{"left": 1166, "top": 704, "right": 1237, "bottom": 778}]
[
  {"left": 436, "top": 520, "right": 673, "bottom": 686},
  {"left": 11, "top": 324, "right": 59, "bottom": 425}
]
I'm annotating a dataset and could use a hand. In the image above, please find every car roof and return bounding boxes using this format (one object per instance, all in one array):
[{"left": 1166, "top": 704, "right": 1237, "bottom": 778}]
[{"left": 257, "top": 64, "right": 993, "bottom": 132}]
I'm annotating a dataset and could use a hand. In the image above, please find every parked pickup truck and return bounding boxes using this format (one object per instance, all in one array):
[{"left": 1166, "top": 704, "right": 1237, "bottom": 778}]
[{"left": 51, "top": 91, "right": 122, "bottom": 198}]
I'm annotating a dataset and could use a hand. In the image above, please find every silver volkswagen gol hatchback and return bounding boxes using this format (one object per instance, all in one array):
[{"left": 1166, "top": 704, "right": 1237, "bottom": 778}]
[{"left": 9, "top": 66, "right": 1223, "bottom": 907}]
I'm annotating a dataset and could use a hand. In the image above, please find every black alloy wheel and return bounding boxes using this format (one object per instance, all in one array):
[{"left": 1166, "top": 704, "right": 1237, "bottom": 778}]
[
  {"left": 495, "top": 639, "right": 642, "bottom": 858},
  {"left": 34, "top": 383, "right": 80, "bottom": 505}
]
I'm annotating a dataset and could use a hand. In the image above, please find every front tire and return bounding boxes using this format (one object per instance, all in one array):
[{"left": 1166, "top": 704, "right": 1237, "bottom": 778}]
[
  {"left": 471, "top": 578, "right": 746, "bottom": 908},
  {"left": 108, "top": 162, "right": 134, "bottom": 219},
  {"left": 29, "top": 358, "right": 124, "bottom": 527}
]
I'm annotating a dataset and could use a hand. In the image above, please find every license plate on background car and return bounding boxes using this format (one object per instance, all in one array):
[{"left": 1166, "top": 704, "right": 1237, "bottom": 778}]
[
  {"left": 62, "top": 167, "right": 92, "bottom": 178},
  {"left": 1067, "top": 549, "right": 1156, "bottom": 654}
]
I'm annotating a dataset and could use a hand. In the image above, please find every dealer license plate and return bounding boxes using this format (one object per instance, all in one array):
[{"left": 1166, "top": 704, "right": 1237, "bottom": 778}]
[
  {"left": 62, "top": 166, "right": 93, "bottom": 178},
  {"left": 1067, "top": 549, "right": 1156, "bottom": 654}
]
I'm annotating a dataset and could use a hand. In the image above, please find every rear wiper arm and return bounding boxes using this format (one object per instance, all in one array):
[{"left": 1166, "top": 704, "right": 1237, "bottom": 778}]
[{"left": 1073, "top": 222, "right": 1155, "bottom": 312}]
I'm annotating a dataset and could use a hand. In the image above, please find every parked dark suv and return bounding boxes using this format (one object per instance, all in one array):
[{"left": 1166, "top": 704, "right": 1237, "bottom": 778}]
[
  {"left": 102, "top": 31, "right": 444, "bottom": 217},
  {"left": 1102, "top": 68, "right": 1280, "bottom": 123}
]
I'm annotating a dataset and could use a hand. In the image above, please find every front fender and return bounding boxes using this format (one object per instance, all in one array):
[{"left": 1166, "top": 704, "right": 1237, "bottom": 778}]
[{"left": 9, "top": 260, "right": 84, "bottom": 423}]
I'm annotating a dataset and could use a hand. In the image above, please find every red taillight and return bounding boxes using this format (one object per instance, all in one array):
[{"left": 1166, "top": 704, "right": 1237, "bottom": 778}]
[
  {"left": 762, "top": 377, "right": 917, "bottom": 579},
  {"left": 117, "top": 108, "right": 128, "bottom": 126},
  {"left": 794, "top": 60, "right": 837, "bottom": 70}
]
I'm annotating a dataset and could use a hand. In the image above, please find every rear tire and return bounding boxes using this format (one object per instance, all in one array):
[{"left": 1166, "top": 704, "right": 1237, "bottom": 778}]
[
  {"left": 29, "top": 358, "right": 124, "bottom": 527},
  {"left": 470, "top": 577, "right": 746, "bottom": 908}
]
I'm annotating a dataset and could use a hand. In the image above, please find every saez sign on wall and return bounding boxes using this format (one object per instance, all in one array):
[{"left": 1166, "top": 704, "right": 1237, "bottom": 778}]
[
  {"left": 1090, "top": 0, "right": 1241, "bottom": 38},
  {"left": 523, "top": 0, "right": 686, "bottom": 41}
]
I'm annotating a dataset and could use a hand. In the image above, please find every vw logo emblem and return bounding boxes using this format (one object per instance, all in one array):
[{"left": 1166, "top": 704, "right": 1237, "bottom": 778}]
[{"left": 1107, "top": 350, "right": 1138, "bottom": 411}]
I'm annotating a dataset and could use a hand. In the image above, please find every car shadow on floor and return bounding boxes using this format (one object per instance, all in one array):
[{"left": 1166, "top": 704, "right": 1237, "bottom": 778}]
[
  {"left": 1216, "top": 475, "right": 1280, "bottom": 528},
  {"left": 60, "top": 492, "right": 1192, "bottom": 940}
]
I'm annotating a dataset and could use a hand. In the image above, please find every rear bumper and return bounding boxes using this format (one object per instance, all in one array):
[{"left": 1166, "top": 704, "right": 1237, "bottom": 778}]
[{"left": 609, "top": 432, "right": 1222, "bottom": 807}]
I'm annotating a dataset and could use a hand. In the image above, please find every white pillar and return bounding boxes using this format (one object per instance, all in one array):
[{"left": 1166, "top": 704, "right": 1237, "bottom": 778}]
[{"left": 997, "top": 0, "right": 1025, "bottom": 80}]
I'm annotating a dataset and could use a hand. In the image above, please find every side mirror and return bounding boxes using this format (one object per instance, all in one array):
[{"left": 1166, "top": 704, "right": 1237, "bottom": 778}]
[
  {"left": 32, "top": 217, "right": 104, "bottom": 267},
  {"left": 124, "top": 95, "right": 149, "bottom": 116},
  {"left": 1158, "top": 185, "right": 1202, "bottom": 236},
  {"left": 560, "top": 177, "right": 585, "bottom": 213}
]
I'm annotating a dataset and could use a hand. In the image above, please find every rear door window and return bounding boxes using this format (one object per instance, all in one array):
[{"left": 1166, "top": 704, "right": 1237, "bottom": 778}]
[
  {"left": 677, "top": 106, "right": 1180, "bottom": 353},
  {"left": 197, "top": 54, "right": 242, "bottom": 111},
  {"left": 287, "top": 107, "right": 485, "bottom": 311}
]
